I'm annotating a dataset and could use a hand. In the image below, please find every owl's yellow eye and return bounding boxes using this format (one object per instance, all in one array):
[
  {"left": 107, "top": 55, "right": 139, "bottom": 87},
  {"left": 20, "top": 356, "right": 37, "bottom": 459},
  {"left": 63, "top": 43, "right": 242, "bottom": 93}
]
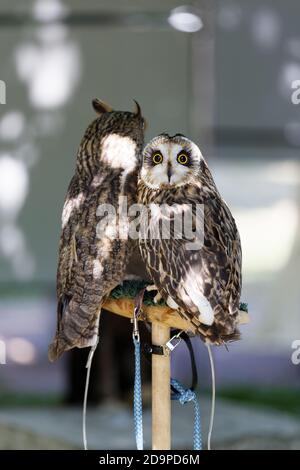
[
  {"left": 152, "top": 152, "right": 163, "bottom": 165},
  {"left": 177, "top": 153, "right": 189, "bottom": 165}
]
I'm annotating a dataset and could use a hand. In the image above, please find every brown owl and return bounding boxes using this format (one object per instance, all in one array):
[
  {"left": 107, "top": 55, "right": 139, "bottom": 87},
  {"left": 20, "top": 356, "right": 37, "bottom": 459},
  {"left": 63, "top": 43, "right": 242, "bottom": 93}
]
[
  {"left": 48, "top": 99, "right": 145, "bottom": 361},
  {"left": 138, "top": 133, "right": 242, "bottom": 345}
]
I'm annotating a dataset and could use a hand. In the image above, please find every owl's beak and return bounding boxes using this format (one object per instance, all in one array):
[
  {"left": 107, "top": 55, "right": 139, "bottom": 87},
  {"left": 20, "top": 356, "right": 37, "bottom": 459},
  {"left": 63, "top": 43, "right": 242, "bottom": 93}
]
[{"left": 167, "top": 163, "right": 172, "bottom": 182}]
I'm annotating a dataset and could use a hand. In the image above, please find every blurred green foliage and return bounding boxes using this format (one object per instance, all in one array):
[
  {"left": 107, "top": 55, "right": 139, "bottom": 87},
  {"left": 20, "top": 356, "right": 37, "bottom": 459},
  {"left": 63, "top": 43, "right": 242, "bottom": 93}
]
[{"left": 219, "top": 387, "right": 300, "bottom": 419}]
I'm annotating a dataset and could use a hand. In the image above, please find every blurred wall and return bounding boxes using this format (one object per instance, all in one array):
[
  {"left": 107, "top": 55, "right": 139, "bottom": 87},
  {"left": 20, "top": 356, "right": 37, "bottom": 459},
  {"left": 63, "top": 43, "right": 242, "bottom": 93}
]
[
  {"left": 0, "top": 0, "right": 215, "bottom": 284},
  {"left": 214, "top": 0, "right": 300, "bottom": 367}
]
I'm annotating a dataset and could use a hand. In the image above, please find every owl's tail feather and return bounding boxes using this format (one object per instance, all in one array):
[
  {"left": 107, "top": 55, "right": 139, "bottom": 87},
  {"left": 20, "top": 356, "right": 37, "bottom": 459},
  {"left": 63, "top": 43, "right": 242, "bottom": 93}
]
[
  {"left": 221, "top": 328, "right": 241, "bottom": 344},
  {"left": 48, "top": 336, "right": 69, "bottom": 362},
  {"left": 205, "top": 329, "right": 241, "bottom": 346},
  {"left": 48, "top": 332, "right": 98, "bottom": 362},
  {"left": 192, "top": 320, "right": 241, "bottom": 346},
  {"left": 48, "top": 301, "right": 102, "bottom": 362}
]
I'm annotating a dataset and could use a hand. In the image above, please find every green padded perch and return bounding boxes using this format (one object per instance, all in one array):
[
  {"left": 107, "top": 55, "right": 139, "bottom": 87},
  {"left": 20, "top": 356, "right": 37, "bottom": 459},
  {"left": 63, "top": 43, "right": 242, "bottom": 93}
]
[{"left": 109, "top": 280, "right": 248, "bottom": 312}]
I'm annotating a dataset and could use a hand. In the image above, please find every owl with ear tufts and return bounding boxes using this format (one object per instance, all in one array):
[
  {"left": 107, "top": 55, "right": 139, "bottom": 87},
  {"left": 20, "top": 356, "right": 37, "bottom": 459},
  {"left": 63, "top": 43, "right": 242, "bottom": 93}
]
[
  {"left": 48, "top": 99, "right": 145, "bottom": 361},
  {"left": 138, "top": 133, "right": 242, "bottom": 345}
]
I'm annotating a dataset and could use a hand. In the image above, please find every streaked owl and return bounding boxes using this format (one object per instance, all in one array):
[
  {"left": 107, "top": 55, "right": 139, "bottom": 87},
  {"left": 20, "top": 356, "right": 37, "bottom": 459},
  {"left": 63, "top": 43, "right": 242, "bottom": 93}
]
[
  {"left": 48, "top": 99, "right": 145, "bottom": 361},
  {"left": 137, "top": 133, "right": 242, "bottom": 345}
]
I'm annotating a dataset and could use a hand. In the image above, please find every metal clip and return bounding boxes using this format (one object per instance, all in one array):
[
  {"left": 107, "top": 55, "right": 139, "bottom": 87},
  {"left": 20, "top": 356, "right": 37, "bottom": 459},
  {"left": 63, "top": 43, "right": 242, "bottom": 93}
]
[
  {"left": 132, "top": 307, "right": 140, "bottom": 342},
  {"left": 165, "top": 330, "right": 183, "bottom": 353}
]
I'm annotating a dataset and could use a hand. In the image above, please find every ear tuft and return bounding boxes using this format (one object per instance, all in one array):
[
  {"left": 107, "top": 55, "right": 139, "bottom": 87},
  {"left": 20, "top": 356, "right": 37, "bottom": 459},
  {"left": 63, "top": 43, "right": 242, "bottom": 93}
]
[
  {"left": 92, "top": 98, "right": 113, "bottom": 114},
  {"left": 133, "top": 99, "right": 142, "bottom": 116}
]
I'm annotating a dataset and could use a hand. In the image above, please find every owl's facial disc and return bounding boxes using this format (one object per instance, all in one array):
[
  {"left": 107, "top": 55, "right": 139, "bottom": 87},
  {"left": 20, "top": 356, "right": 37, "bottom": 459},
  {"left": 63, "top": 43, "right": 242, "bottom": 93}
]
[{"left": 141, "top": 137, "right": 202, "bottom": 189}]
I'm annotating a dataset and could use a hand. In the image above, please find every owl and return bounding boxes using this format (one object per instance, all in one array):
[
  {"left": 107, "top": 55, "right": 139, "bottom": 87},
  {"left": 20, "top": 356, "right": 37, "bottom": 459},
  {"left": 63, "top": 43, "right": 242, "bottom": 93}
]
[
  {"left": 48, "top": 99, "right": 145, "bottom": 361},
  {"left": 138, "top": 133, "right": 242, "bottom": 345}
]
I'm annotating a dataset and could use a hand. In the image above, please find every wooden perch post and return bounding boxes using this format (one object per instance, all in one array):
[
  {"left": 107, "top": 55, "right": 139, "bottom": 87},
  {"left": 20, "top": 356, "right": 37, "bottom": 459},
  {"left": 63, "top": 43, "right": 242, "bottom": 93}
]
[{"left": 151, "top": 322, "right": 171, "bottom": 450}]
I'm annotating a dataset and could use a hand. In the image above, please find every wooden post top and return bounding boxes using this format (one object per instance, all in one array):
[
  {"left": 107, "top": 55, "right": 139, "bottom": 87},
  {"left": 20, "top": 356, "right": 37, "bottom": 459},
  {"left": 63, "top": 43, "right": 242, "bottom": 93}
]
[{"left": 103, "top": 297, "right": 249, "bottom": 330}]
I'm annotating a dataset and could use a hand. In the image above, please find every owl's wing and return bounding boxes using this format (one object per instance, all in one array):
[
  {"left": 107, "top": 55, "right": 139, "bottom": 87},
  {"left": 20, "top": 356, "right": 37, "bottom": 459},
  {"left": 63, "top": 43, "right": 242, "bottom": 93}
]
[
  {"left": 50, "top": 174, "right": 133, "bottom": 361},
  {"left": 143, "top": 195, "right": 242, "bottom": 344},
  {"left": 56, "top": 175, "right": 84, "bottom": 314},
  {"left": 50, "top": 178, "right": 105, "bottom": 361}
]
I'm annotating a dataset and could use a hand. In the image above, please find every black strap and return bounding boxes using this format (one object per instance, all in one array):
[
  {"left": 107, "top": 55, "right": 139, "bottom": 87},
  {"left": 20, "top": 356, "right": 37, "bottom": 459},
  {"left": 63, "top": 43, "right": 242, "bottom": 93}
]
[
  {"left": 143, "top": 328, "right": 198, "bottom": 392},
  {"left": 143, "top": 343, "right": 165, "bottom": 356},
  {"left": 171, "top": 329, "right": 198, "bottom": 392}
]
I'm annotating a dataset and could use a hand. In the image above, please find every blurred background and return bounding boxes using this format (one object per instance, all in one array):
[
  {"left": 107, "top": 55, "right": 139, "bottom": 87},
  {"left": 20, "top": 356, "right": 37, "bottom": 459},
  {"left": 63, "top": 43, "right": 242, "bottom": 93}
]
[{"left": 0, "top": 0, "right": 299, "bottom": 450}]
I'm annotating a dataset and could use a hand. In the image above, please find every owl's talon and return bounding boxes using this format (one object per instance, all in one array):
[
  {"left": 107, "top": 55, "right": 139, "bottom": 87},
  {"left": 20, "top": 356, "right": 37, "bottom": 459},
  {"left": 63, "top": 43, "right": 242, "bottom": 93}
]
[
  {"left": 146, "top": 284, "right": 157, "bottom": 292},
  {"left": 153, "top": 292, "right": 162, "bottom": 304},
  {"left": 146, "top": 284, "right": 162, "bottom": 303}
]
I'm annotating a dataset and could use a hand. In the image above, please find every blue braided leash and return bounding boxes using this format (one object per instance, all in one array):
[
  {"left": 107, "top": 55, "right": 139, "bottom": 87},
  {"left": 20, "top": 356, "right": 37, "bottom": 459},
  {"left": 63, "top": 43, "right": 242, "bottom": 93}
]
[
  {"left": 133, "top": 337, "right": 144, "bottom": 450},
  {"left": 171, "top": 378, "right": 202, "bottom": 450},
  {"left": 133, "top": 336, "right": 202, "bottom": 451},
  {"left": 132, "top": 289, "right": 201, "bottom": 451}
]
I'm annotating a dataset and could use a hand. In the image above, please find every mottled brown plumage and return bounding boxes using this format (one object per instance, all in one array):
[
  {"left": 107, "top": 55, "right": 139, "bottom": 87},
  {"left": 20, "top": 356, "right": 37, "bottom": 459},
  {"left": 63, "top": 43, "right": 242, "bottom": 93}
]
[
  {"left": 138, "top": 134, "right": 242, "bottom": 345},
  {"left": 48, "top": 99, "right": 145, "bottom": 361}
]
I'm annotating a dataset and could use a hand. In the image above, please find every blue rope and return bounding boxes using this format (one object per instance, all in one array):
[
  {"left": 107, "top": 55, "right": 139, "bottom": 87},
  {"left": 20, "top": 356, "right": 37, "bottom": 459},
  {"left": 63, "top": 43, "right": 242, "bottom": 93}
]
[
  {"left": 133, "top": 334, "right": 202, "bottom": 450},
  {"left": 171, "top": 378, "right": 202, "bottom": 450},
  {"left": 133, "top": 337, "right": 144, "bottom": 450}
]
